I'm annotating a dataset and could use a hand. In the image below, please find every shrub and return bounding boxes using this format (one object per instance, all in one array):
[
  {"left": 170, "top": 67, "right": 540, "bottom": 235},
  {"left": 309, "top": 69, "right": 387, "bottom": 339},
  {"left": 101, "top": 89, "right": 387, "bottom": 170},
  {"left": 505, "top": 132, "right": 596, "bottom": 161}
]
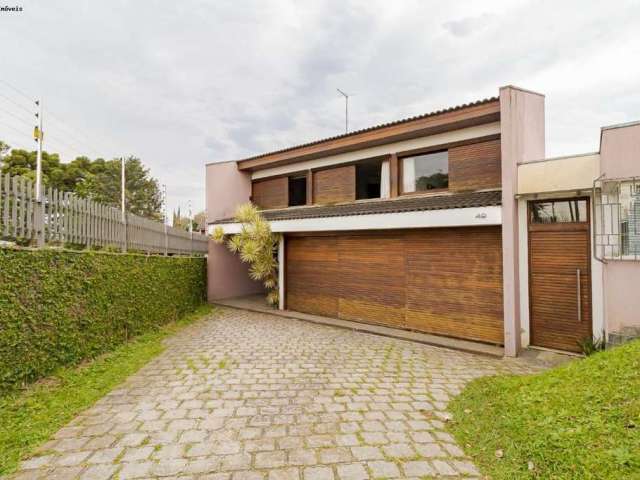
[
  {"left": 0, "top": 248, "right": 206, "bottom": 395},
  {"left": 212, "top": 203, "right": 280, "bottom": 306}
]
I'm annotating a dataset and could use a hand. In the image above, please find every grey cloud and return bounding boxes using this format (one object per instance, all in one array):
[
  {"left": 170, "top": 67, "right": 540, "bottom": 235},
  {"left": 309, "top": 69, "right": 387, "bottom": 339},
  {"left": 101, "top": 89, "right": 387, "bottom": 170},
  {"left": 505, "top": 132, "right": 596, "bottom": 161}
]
[
  {"left": 1, "top": 0, "right": 639, "bottom": 218},
  {"left": 442, "top": 13, "right": 495, "bottom": 37}
]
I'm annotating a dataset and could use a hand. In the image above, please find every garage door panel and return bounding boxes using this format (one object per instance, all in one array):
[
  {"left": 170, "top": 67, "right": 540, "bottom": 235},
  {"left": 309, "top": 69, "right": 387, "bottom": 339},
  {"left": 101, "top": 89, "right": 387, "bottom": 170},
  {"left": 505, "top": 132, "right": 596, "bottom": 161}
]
[
  {"left": 406, "top": 309, "right": 503, "bottom": 343},
  {"left": 405, "top": 227, "right": 503, "bottom": 343},
  {"left": 287, "top": 293, "right": 338, "bottom": 317},
  {"left": 286, "top": 237, "right": 338, "bottom": 262},
  {"left": 286, "top": 226, "right": 503, "bottom": 345},
  {"left": 285, "top": 237, "right": 339, "bottom": 317},
  {"left": 339, "top": 298, "right": 406, "bottom": 326},
  {"left": 338, "top": 235, "right": 406, "bottom": 308}
]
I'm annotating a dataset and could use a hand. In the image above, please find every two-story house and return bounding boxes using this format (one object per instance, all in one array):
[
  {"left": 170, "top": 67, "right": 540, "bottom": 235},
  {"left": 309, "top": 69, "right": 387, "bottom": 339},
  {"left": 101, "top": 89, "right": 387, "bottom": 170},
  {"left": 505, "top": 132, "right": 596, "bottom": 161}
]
[{"left": 206, "top": 85, "right": 640, "bottom": 357}]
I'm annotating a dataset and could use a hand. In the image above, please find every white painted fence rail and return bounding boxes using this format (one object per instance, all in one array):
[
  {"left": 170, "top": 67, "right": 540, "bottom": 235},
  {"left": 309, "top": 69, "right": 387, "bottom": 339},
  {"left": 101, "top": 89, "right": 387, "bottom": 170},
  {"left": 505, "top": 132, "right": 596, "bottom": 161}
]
[{"left": 0, "top": 171, "right": 209, "bottom": 255}]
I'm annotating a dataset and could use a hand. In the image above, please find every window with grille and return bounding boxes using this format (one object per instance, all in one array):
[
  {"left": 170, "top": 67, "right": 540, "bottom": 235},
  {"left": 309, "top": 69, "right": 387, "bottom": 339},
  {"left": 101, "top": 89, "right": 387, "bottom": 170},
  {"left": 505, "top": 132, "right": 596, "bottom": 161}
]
[{"left": 594, "top": 177, "right": 640, "bottom": 261}]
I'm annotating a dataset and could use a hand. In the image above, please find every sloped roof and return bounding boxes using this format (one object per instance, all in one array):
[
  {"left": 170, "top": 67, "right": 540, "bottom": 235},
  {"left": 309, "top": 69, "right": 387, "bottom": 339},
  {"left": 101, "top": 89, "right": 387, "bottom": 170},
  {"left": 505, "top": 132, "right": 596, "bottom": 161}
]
[
  {"left": 212, "top": 190, "right": 501, "bottom": 224},
  {"left": 236, "top": 97, "right": 499, "bottom": 164}
]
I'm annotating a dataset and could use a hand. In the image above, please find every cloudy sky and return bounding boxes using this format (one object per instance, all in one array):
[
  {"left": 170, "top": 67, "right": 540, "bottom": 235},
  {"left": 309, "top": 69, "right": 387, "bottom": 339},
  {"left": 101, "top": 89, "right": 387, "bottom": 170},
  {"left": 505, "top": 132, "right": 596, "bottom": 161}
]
[{"left": 1, "top": 0, "right": 639, "bottom": 218}]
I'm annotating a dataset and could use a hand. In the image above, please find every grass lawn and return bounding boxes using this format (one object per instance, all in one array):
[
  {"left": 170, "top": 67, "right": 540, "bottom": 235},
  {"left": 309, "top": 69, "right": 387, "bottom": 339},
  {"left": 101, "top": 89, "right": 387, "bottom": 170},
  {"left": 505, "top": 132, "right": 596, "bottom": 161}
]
[
  {"left": 0, "top": 304, "right": 215, "bottom": 475},
  {"left": 448, "top": 340, "right": 640, "bottom": 479}
]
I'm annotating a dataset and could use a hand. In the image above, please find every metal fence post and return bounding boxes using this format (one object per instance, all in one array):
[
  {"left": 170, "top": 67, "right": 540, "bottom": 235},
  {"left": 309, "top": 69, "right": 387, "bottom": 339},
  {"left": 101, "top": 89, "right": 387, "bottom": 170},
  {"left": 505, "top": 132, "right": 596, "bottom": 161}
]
[
  {"left": 164, "top": 223, "right": 168, "bottom": 256},
  {"left": 35, "top": 195, "right": 45, "bottom": 247},
  {"left": 0, "top": 171, "right": 208, "bottom": 255},
  {"left": 122, "top": 212, "right": 128, "bottom": 253}
]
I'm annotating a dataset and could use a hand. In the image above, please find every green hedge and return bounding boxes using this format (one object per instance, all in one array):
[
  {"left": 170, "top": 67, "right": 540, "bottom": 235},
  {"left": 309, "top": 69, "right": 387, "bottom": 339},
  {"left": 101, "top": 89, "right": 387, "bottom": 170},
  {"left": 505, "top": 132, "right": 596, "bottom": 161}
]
[{"left": 0, "top": 248, "right": 206, "bottom": 395}]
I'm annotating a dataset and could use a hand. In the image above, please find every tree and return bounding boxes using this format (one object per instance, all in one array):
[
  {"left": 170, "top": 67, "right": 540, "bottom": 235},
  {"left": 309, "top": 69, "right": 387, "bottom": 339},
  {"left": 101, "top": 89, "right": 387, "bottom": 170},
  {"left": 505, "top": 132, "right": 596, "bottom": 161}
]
[
  {"left": 193, "top": 211, "right": 206, "bottom": 232},
  {"left": 172, "top": 209, "right": 207, "bottom": 232},
  {"left": 212, "top": 203, "right": 280, "bottom": 306},
  {"left": 78, "top": 157, "right": 163, "bottom": 220},
  {"left": 0, "top": 142, "right": 162, "bottom": 220},
  {"left": 0, "top": 141, "right": 9, "bottom": 159}
]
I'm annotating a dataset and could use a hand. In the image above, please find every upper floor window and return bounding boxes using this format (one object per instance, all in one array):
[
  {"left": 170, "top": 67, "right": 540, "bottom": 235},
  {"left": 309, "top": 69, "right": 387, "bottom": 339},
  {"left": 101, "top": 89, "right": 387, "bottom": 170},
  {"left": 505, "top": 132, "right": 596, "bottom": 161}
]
[
  {"left": 356, "top": 158, "right": 384, "bottom": 200},
  {"left": 288, "top": 175, "right": 307, "bottom": 206},
  {"left": 401, "top": 151, "right": 448, "bottom": 193}
]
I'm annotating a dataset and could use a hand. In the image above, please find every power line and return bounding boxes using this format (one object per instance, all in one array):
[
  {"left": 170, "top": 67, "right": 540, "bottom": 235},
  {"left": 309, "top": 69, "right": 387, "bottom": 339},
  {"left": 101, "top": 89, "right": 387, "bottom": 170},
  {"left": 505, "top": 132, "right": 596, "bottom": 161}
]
[
  {"left": 0, "top": 78, "right": 36, "bottom": 103},
  {"left": 44, "top": 108, "right": 111, "bottom": 156},
  {"left": 45, "top": 132, "right": 95, "bottom": 159},
  {"left": 0, "top": 77, "right": 113, "bottom": 159},
  {"left": 44, "top": 120, "right": 105, "bottom": 158},
  {"left": 0, "top": 92, "right": 35, "bottom": 116},
  {"left": 0, "top": 119, "right": 36, "bottom": 146},
  {"left": 0, "top": 108, "right": 34, "bottom": 128}
]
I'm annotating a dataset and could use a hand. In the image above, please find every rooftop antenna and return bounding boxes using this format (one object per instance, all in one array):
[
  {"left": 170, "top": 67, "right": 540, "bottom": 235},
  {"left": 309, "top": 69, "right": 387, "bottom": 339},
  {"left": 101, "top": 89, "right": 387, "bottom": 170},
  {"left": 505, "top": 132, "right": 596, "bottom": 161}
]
[{"left": 337, "top": 88, "right": 350, "bottom": 133}]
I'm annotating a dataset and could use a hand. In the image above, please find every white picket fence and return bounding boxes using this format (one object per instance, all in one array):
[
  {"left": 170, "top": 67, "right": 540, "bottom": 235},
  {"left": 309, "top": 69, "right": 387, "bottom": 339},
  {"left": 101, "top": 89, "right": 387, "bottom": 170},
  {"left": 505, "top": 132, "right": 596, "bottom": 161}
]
[{"left": 0, "top": 171, "right": 209, "bottom": 255}]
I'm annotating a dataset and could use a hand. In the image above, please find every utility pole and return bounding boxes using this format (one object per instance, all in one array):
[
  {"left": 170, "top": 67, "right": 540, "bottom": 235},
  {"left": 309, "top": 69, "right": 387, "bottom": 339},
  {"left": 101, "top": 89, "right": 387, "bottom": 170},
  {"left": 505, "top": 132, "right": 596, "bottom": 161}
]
[
  {"left": 188, "top": 199, "right": 193, "bottom": 254},
  {"left": 163, "top": 184, "right": 168, "bottom": 256},
  {"left": 337, "top": 88, "right": 349, "bottom": 133},
  {"left": 34, "top": 100, "right": 44, "bottom": 246},
  {"left": 121, "top": 157, "right": 127, "bottom": 252}
]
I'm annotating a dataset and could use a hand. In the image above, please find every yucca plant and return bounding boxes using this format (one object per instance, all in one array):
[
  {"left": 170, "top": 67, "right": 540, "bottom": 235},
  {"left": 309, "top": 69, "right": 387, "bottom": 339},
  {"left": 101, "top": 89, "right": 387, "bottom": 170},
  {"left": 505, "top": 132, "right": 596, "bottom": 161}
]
[{"left": 212, "top": 203, "right": 281, "bottom": 306}]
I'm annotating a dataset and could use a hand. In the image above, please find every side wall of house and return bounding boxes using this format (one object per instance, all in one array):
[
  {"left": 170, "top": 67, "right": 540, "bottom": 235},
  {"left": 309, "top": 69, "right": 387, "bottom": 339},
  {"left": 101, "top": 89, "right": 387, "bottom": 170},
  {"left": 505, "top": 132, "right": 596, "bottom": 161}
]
[
  {"left": 205, "top": 161, "right": 264, "bottom": 300},
  {"left": 500, "top": 86, "right": 546, "bottom": 356},
  {"left": 600, "top": 123, "right": 640, "bottom": 333}
]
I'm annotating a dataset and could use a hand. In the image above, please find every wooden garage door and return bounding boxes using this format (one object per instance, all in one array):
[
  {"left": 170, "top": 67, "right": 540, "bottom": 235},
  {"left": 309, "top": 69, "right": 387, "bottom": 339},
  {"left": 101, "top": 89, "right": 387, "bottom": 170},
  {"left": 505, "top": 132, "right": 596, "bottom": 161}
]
[{"left": 285, "top": 227, "right": 503, "bottom": 344}]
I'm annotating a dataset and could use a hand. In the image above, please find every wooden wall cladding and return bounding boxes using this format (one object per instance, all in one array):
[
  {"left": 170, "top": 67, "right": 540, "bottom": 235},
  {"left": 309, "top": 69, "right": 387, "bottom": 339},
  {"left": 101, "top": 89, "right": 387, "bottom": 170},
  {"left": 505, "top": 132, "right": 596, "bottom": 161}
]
[
  {"left": 448, "top": 139, "right": 501, "bottom": 192},
  {"left": 286, "top": 226, "right": 504, "bottom": 344},
  {"left": 312, "top": 165, "right": 356, "bottom": 204},
  {"left": 404, "top": 227, "right": 503, "bottom": 344},
  {"left": 252, "top": 177, "right": 288, "bottom": 209},
  {"left": 285, "top": 236, "right": 339, "bottom": 317},
  {"left": 337, "top": 235, "right": 407, "bottom": 327},
  {"left": 528, "top": 223, "right": 592, "bottom": 352}
]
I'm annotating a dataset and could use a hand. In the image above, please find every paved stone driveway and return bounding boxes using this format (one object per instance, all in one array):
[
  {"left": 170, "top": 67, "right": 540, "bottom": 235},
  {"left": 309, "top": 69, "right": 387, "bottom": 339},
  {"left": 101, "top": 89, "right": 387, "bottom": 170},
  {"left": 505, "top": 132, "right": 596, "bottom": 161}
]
[{"left": 13, "top": 308, "right": 541, "bottom": 480}]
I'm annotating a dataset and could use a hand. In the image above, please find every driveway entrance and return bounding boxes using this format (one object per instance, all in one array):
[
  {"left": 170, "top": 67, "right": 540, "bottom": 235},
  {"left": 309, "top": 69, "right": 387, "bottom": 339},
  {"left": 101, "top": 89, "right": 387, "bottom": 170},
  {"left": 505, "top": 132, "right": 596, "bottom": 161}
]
[{"left": 14, "top": 308, "right": 539, "bottom": 479}]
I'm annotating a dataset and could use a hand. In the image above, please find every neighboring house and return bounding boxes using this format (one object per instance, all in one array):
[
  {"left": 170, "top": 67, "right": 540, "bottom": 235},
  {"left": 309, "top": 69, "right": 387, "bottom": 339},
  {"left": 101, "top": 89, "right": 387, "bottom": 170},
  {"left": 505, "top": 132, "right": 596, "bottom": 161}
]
[{"left": 206, "top": 85, "right": 640, "bottom": 356}]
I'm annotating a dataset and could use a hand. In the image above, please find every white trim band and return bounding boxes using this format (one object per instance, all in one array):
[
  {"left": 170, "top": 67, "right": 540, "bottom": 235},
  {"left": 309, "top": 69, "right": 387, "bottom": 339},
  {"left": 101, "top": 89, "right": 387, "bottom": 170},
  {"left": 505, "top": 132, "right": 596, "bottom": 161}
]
[{"left": 209, "top": 206, "right": 502, "bottom": 235}]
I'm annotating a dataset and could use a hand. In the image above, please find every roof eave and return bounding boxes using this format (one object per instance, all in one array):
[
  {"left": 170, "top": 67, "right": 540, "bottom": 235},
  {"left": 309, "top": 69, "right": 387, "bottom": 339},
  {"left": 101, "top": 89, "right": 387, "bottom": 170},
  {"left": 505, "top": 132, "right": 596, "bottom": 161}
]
[{"left": 236, "top": 98, "right": 500, "bottom": 172}]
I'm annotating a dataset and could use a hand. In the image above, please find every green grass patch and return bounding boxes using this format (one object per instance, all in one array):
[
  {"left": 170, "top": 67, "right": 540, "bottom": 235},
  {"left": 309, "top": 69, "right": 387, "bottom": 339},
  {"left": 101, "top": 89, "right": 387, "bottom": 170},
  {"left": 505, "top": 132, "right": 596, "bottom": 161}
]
[
  {"left": 448, "top": 340, "right": 640, "bottom": 479},
  {"left": 0, "top": 304, "right": 215, "bottom": 475}
]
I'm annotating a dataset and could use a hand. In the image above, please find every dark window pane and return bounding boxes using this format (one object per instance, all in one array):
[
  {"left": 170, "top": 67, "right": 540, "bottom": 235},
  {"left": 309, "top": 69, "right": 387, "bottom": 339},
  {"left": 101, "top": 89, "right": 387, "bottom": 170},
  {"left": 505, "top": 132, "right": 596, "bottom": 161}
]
[
  {"left": 288, "top": 176, "right": 307, "bottom": 206},
  {"left": 402, "top": 151, "right": 448, "bottom": 193},
  {"left": 530, "top": 200, "right": 588, "bottom": 223},
  {"left": 356, "top": 159, "right": 382, "bottom": 200}
]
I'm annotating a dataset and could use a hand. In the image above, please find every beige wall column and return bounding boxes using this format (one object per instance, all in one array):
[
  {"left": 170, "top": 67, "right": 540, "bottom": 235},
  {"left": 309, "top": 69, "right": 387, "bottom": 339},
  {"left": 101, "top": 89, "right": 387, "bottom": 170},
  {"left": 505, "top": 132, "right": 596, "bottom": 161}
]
[{"left": 499, "top": 86, "right": 546, "bottom": 356}]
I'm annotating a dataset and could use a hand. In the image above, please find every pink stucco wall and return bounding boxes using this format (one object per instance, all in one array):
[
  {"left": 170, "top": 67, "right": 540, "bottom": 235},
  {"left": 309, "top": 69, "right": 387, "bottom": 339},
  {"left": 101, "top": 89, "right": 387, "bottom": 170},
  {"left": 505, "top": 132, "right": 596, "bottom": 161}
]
[
  {"left": 205, "top": 161, "right": 263, "bottom": 301},
  {"left": 600, "top": 122, "right": 640, "bottom": 332},
  {"left": 207, "top": 240, "right": 264, "bottom": 300},
  {"left": 206, "top": 161, "right": 253, "bottom": 222},
  {"left": 499, "top": 85, "right": 546, "bottom": 356}
]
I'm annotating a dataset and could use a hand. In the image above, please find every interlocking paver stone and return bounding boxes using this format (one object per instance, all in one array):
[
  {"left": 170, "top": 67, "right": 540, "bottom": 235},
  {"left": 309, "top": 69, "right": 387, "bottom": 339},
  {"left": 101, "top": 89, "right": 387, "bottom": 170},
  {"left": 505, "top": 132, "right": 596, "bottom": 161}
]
[
  {"left": 402, "top": 460, "right": 435, "bottom": 477},
  {"left": 336, "top": 463, "right": 368, "bottom": 480},
  {"left": 46, "top": 466, "right": 84, "bottom": 479},
  {"left": 10, "top": 308, "right": 542, "bottom": 479},
  {"left": 351, "top": 446, "right": 383, "bottom": 461},
  {"left": 79, "top": 464, "right": 118, "bottom": 480},
  {"left": 367, "top": 460, "right": 401, "bottom": 478},
  {"left": 303, "top": 466, "right": 333, "bottom": 480}
]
